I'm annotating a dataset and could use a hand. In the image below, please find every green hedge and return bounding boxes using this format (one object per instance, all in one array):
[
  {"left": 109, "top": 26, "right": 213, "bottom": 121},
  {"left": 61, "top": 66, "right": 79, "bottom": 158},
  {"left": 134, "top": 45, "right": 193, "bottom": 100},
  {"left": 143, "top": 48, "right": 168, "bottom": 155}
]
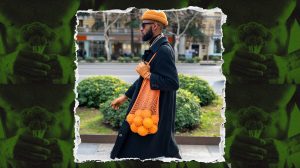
[
  {"left": 85, "top": 57, "right": 96, "bottom": 63},
  {"left": 210, "top": 55, "right": 221, "bottom": 61},
  {"left": 79, "top": 75, "right": 212, "bottom": 131},
  {"left": 117, "top": 57, "right": 125, "bottom": 63},
  {"left": 179, "top": 74, "right": 216, "bottom": 106},
  {"left": 132, "top": 57, "right": 141, "bottom": 62},
  {"left": 185, "top": 58, "right": 194, "bottom": 63},
  {"left": 124, "top": 57, "right": 131, "bottom": 63},
  {"left": 77, "top": 76, "right": 129, "bottom": 108},
  {"left": 118, "top": 57, "right": 132, "bottom": 63},
  {"left": 193, "top": 57, "right": 201, "bottom": 63},
  {"left": 97, "top": 57, "right": 106, "bottom": 62},
  {"left": 175, "top": 89, "right": 201, "bottom": 132},
  {"left": 101, "top": 88, "right": 201, "bottom": 132},
  {"left": 100, "top": 88, "right": 130, "bottom": 128}
]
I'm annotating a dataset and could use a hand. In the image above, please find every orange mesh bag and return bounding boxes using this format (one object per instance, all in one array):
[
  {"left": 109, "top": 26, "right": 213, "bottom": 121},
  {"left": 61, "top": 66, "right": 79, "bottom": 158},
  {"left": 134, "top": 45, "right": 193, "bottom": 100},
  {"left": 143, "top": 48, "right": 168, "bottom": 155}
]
[{"left": 126, "top": 53, "right": 160, "bottom": 136}]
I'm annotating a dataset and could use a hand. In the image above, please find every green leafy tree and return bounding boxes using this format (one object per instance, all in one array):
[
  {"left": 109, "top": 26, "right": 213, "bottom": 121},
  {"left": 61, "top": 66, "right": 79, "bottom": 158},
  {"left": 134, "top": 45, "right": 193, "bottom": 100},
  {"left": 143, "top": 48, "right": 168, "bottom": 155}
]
[
  {"left": 185, "top": 23, "right": 206, "bottom": 43},
  {"left": 126, "top": 8, "right": 140, "bottom": 56},
  {"left": 165, "top": 7, "right": 200, "bottom": 62}
]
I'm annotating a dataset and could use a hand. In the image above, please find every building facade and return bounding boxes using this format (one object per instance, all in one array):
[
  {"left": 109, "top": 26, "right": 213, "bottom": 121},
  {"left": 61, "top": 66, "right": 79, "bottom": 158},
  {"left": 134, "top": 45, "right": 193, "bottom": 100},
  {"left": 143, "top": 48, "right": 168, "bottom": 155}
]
[{"left": 76, "top": 9, "right": 222, "bottom": 61}]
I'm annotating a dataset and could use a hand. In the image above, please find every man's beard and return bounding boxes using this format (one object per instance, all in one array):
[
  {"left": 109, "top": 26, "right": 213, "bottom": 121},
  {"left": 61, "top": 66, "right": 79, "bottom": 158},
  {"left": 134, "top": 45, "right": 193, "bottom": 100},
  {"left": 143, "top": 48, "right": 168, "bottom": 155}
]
[{"left": 142, "top": 27, "right": 154, "bottom": 41}]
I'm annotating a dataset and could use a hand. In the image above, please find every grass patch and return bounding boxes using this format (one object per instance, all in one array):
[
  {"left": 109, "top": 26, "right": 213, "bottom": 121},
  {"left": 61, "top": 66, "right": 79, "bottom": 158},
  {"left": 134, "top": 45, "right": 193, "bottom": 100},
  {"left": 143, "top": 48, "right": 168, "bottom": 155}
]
[
  {"left": 76, "top": 96, "right": 224, "bottom": 137},
  {"left": 176, "top": 96, "right": 224, "bottom": 137},
  {"left": 76, "top": 107, "right": 117, "bottom": 135}
]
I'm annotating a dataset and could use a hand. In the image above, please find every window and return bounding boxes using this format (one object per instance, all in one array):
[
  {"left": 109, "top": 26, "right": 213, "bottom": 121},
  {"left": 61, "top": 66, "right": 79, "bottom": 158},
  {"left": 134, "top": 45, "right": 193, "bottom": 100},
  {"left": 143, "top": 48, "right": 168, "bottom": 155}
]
[
  {"left": 79, "top": 20, "right": 83, "bottom": 27},
  {"left": 215, "top": 20, "right": 221, "bottom": 34},
  {"left": 201, "top": 24, "right": 206, "bottom": 29},
  {"left": 214, "top": 39, "right": 221, "bottom": 53},
  {"left": 115, "top": 21, "right": 121, "bottom": 29}
]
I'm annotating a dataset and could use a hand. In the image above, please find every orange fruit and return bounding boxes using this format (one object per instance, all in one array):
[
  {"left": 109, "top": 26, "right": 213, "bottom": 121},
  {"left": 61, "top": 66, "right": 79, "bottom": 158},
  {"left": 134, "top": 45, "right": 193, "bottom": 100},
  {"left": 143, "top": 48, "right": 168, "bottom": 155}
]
[
  {"left": 151, "top": 115, "right": 159, "bottom": 125},
  {"left": 130, "top": 124, "right": 139, "bottom": 133},
  {"left": 135, "top": 110, "right": 142, "bottom": 117},
  {"left": 141, "top": 109, "right": 152, "bottom": 118},
  {"left": 126, "top": 114, "right": 135, "bottom": 124},
  {"left": 143, "top": 118, "right": 154, "bottom": 129},
  {"left": 137, "top": 126, "right": 149, "bottom": 136},
  {"left": 149, "top": 125, "right": 158, "bottom": 134},
  {"left": 133, "top": 116, "right": 143, "bottom": 127}
]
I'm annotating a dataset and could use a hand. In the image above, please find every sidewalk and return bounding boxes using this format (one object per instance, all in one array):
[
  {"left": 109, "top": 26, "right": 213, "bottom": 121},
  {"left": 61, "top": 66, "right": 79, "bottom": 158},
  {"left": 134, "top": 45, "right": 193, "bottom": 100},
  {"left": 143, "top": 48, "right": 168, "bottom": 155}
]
[
  {"left": 76, "top": 143, "right": 223, "bottom": 162},
  {"left": 77, "top": 61, "right": 223, "bottom": 66}
]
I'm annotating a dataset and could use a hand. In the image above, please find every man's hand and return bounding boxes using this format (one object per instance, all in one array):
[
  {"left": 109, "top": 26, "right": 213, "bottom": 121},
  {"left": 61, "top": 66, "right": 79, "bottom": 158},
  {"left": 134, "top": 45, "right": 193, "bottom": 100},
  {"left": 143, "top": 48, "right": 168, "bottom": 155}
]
[
  {"left": 111, "top": 95, "right": 128, "bottom": 110},
  {"left": 229, "top": 134, "right": 291, "bottom": 168},
  {"left": 230, "top": 134, "right": 268, "bottom": 166},
  {"left": 136, "top": 62, "right": 150, "bottom": 79},
  {"left": 47, "top": 139, "right": 63, "bottom": 163},
  {"left": 287, "top": 51, "right": 300, "bottom": 83},
  {"left": 229, "top": 49, "right": 268, "bottom": 82},
  {"left": 13, "top": 132, "right": 51, "bottom": 162},
  {"left": 13, "top": 50, "right": 51, "bottom": 80}
]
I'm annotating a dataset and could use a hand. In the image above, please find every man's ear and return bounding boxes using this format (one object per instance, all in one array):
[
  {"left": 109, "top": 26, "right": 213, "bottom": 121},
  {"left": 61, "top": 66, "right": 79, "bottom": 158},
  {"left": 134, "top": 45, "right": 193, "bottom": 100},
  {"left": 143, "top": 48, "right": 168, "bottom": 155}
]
[{"left": 153, "top": 22, "right": 159, "bottom": 31}]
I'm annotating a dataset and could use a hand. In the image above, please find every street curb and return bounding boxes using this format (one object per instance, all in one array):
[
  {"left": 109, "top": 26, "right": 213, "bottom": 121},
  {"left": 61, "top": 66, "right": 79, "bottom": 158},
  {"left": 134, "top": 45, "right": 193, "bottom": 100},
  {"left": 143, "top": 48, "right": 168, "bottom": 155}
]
[
  {"left": 78, "top": 62, "right": 222, "bottom": 66},
  {"left": 80, "top": 134, "right": 220, "bottom": 145}
]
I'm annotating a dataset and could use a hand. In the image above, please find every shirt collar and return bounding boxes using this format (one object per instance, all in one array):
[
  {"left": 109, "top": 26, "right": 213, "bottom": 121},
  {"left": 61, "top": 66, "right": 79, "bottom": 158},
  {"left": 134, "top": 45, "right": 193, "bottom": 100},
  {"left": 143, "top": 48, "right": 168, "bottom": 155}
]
[
  {"left": 149, "top": 36, "right": 168, "bottom": 53},
  {"left": 149, "top": 34, "right": 160, "bottom": 45}
]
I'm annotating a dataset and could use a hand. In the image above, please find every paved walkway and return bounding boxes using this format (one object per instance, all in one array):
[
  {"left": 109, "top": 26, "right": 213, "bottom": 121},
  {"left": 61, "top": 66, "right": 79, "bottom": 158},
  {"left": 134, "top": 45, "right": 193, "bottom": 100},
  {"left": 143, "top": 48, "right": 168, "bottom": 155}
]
[{"left": 76, "top": 143, "right": 224, "bottom": 162}]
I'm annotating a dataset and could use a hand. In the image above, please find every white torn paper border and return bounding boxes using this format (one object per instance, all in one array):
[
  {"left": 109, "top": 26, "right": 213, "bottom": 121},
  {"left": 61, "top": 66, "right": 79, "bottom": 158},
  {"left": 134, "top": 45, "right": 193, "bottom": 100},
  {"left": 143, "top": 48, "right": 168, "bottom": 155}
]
[
  {"left": 73, "top": 10, "right": 81, "bottom": 163},
  {"left": 73, "top": 6, "right": 227, "bottom": 163}
]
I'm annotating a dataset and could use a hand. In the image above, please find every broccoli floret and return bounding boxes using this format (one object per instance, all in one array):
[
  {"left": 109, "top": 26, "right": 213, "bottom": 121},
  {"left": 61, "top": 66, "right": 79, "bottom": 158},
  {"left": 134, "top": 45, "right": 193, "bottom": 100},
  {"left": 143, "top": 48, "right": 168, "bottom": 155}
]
[
  {"left": 238, "top": 106, "right": 270, "bottom": 138},
  {"left": 21, "top": 22, "right": 55, "bottom": 54},
  {"left": 21, "top": 106, "right": 54, "bottom": 138},
  {"left": 238, "top": 22, "right": 272, "bottom": 54}
]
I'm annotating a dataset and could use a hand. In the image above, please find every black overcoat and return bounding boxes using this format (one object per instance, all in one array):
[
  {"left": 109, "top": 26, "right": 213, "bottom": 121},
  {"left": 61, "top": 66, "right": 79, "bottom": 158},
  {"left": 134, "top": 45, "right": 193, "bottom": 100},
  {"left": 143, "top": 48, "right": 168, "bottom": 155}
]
[{"left": 110, "top": 37, "right": 181, "bottom": 160}]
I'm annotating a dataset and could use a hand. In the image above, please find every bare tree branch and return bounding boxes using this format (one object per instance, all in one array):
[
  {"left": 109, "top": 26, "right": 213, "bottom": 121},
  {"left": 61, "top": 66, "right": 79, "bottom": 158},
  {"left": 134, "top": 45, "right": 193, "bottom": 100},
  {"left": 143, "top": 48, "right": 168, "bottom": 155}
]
[
  {"left": 179, "top": 11, "right": 199, "bottom": 37},
  {"left": 107, "top": 13, "right": 124, "bottom": 31}
]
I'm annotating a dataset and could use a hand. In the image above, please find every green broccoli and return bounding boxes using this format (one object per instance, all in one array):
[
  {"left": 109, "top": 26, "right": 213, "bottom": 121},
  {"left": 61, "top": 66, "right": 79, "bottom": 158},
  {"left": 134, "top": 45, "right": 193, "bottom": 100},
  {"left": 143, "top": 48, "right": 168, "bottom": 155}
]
[
  {"left": 21, "top": 106, "right": 54, "bottom": 138},
  {"left": 239, "top": 106, "right": 270, "bottom": 138},
  {"left": 21, "top": 22, "right": 55, "bottom": 54},
  {"left": 238, "top": 22, "right": 272, "bottom": 54}
]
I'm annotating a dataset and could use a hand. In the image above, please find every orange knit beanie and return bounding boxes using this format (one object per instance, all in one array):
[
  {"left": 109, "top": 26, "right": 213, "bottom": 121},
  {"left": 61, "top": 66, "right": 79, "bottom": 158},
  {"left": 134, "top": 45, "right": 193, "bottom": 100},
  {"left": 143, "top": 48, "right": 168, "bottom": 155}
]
[{"left": 141, "top": 10, "right": 168, "bottom": 26}]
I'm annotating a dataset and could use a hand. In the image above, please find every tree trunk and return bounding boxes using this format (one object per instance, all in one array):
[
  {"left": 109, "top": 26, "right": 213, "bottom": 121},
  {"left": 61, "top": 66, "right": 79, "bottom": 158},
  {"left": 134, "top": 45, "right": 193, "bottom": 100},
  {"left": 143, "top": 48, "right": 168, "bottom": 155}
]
[
  {"left": 104, "top": 34, "right": 111, "bottom": 61},
  {"left": 102, "top": 12, "right": 123, "bottom": 61},
  {"left": 174, "top": 35, "right": 180, "bottom": 62},
  {"left": 130, "top": 12, "right": 135, "bottom": 56},
  {"left": 130, "top": 24, "right": 134, "bottom": 56}
]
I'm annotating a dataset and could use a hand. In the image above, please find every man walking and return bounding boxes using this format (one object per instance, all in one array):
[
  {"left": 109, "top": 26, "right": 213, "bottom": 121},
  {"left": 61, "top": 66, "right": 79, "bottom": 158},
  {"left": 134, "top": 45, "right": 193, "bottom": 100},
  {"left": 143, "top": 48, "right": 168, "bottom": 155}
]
[{"left": 110, "top": 10, "right": 181, "bottom": 160}]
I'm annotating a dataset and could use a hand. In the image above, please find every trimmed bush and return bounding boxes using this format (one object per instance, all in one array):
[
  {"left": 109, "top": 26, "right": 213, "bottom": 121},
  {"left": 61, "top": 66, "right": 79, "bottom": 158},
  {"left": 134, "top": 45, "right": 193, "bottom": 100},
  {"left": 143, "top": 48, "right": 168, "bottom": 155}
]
[
  {"left": 97, "top": 57, "right": 106, "bottom": 62},
  {"left": 178, "top": 55, "right": 185, "bottom": 61},
  {"left": 100, "top": 85, "right": 130, "bottom": 128},
  {"left": 132, "top": 57, "right": 141, "bottom": 62},
  {"left": 118, "top": 57, "right": 125, "bottom": 63},
  {"left": 185, "top": 58, "right": 194, "bottom": 63},
  {"left": 124, "top": 57, "right": 132, "bottom": 63},
  {"left": 210, "top": 55, "right": 221, "bottom": 62},
  {"left": 77, "top": 76, "right": 130, "bottom": 108},
  {"left": 175, "top": 89, "right": 201, "bottom": 132},
  {"left": 179, "top": 74, "right": 216, "bottom": 106},
  {"left": 77, "top": 56, "right": 83, "bottom": 62},
  {"left": 101, "top": 87, "right": 201, "bottom": 132},
  {"left": 193, "top": 57, "right": 201, "bottom": 63},
  {"left": 85, "top": 57, "right": 96, "bottom": 63}
]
